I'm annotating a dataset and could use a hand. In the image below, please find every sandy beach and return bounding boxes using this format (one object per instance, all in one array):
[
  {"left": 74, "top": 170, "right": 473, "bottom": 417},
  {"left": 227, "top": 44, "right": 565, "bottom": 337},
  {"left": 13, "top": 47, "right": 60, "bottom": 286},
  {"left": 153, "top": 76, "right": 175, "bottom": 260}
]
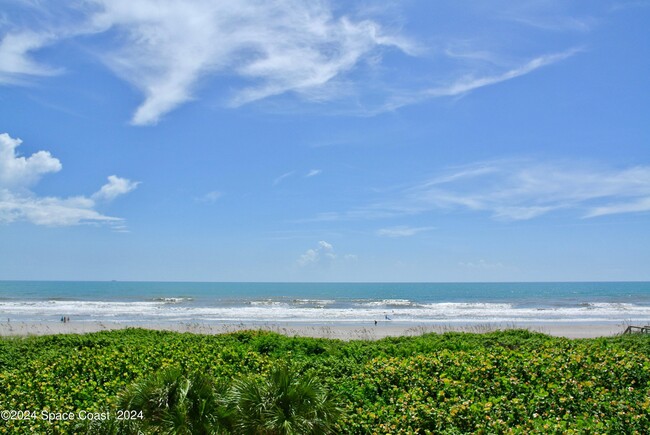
[{"left": 0, "top": 320, "right": 629, "bottom": 339}]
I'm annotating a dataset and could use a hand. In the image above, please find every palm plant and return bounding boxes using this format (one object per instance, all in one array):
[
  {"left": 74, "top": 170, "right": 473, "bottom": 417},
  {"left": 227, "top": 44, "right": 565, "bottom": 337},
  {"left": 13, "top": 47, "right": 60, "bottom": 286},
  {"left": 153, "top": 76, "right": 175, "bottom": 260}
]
[
  {"left": 117, "top": 367, "right": 232, "bottom": 434},
  {"left": 229, "top": 365, "right": 341, "bottom": 435},
  {"left": 78, "top": 364, "right": 341, "bottom": 434}
]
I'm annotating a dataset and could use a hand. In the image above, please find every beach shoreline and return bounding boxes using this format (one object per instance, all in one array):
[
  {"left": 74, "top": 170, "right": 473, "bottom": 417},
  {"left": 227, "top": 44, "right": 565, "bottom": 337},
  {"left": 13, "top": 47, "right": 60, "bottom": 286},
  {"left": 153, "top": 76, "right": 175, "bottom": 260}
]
[{"left": 0, "top": 320, "right": 630, "bottom": 339}]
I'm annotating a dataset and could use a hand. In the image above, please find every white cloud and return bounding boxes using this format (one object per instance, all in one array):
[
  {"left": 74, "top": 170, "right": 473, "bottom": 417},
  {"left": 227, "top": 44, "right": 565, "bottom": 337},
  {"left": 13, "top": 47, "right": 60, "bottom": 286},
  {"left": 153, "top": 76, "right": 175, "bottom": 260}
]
[
  {"left": 318, "top": 240, "right": 334, "bottom": 251},
  {"left": 428, "top": 49, "right": 579, "bottom": 97},
  {"left": 0, "top": 133, "right": 62, "bottom": 188},
  {"left": 0, "top": 190, "right": 119, "bottom": 226},
  {"left": 273, "top": 171, "right": 295, "bottom": 186},
  {"left": 0, "top": 31, "right": 61, "bottom": 84},
  {"left": 508, "top": 16, "right": 593, "bottom": 32},
  {"left": 275, "top": 169, "right": 323, "bottom": 186},
  {"left": 0, "top": 133, "right": 138, "bottom": 227},
  {"left": 0, "top": 2, "right": 583, "bottom": 123},
  {"left": 378, "top": 49, "right": 579, "bottom": 113},
  {"left": 306, "top": 169, "right": 322, "bottom": 178},
  {"left": 327, "top": 159, "right": 650, "bottom": 222},
  {"left": 497, "top": 2, "right": 596, "bottom": 33},
  {"left": 297, "top": 240, "right": 340, "bottom": 267},
  {"left": 92, "top": 175, "right": 140, "bottom": 201},
  {"left": 87, "top": 0, "right": 412, "bottom": 125},
  {"left": 2, "top": 2, "right": 380, "bottom": 120},
  {"left": 400, "top": 160, "right": 650, "bottom": 220},
  {"left": 298, "top": 248, "right": 320, "bottom": 266},
  {"left": 377, "top": 225, "right": 434, "bottom": 238},
  {"left": 584, "top": 197, "right": 650, "bottom": 218}
]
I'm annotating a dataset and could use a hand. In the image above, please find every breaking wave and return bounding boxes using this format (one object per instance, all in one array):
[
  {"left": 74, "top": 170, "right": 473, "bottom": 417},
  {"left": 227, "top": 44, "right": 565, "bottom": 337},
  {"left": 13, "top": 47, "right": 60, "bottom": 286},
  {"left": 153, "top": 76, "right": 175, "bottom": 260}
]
[{"left": 2, "top": 299, "right": 649, "bottom": 324}]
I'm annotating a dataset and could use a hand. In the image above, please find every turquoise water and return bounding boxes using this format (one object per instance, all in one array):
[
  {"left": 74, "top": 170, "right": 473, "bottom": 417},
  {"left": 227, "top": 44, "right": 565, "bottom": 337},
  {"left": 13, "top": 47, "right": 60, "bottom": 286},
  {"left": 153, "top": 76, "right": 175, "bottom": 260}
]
[{"left": 1, "top": 281, "right": 649, "bottom": 324}]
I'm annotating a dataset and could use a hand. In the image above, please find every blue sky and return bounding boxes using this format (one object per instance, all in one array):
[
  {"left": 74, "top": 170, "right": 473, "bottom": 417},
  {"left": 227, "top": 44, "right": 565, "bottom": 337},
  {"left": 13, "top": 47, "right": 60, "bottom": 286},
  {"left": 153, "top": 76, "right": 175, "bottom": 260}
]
[{"left": 1, "top": 0, "right": 649, "bottom": 282}]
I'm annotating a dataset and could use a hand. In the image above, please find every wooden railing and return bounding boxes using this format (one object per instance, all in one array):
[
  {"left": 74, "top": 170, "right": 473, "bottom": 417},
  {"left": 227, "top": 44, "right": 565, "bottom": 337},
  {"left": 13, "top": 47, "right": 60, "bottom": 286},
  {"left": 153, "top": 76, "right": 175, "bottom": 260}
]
[{"left": 623, "top": 325, "right": 650, "bottom": 334}]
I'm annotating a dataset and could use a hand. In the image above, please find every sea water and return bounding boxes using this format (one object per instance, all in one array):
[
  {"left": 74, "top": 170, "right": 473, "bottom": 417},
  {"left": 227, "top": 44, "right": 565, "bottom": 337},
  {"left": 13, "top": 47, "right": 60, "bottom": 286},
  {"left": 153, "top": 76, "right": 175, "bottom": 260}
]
[{"left": 1, "top": 281, "right": 649, "bottom": 325}]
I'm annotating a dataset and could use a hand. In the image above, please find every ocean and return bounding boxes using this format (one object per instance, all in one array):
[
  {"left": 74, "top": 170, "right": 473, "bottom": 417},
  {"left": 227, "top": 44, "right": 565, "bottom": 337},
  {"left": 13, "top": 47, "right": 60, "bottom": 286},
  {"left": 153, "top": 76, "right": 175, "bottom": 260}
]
[{"left": 1, "top": 281, "right": 649, "bottom": 325}]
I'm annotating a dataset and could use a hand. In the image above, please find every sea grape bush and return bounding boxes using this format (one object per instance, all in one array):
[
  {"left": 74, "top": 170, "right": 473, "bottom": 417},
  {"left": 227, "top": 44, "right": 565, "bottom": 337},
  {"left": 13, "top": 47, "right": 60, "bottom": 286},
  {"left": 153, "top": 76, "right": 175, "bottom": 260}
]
[
  {"left": 0, "top": 329, "right": 649, "bottom": 433},
  {"left": 339, "top": 347, "right": 650, "bottom": 433}
]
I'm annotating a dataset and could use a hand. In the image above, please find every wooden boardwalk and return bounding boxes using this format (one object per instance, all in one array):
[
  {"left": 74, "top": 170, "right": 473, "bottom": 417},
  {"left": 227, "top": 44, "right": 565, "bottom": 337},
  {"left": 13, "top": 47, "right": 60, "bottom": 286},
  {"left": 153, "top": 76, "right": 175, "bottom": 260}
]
[{"left": 623, "top": 325, "right": 650, "bottom": 334}]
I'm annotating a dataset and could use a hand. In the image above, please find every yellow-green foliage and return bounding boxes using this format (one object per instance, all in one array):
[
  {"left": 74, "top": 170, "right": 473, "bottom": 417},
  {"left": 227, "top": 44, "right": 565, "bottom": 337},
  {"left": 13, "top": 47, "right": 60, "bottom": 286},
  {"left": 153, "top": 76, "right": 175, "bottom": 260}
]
[
  {"left": 1, "top": 329, "right": 649, "bottom": 434},
  {"left": 340, "top": 344, "right": 650, "bottom": 433}
]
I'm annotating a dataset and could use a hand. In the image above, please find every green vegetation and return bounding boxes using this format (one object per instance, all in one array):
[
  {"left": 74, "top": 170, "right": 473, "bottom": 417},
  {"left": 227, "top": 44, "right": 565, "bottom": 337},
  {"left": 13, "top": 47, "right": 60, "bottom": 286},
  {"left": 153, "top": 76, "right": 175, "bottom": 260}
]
[
  {"left": 1, "top": 329, "right": 649, "bottom": 433},
  {"left": 81, "top": 367, "right": 230, "bottom": 434},
  {"left": 228, "top": 364, "right": 341, "bottom": 434},
  {"left": 76, "top": 364, "right": 341, "bottom": 434}
]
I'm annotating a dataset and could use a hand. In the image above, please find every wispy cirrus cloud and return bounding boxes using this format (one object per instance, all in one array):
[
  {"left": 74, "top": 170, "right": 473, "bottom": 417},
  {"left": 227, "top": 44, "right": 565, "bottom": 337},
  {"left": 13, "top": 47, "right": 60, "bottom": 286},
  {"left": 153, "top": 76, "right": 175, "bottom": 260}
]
[
  {"left": 273, "top": 171, "right": 295, "bottom": 186},
  {"left": 0, "top": 133, "right": 138, "bottom": 227},
  {"left": 306, "top": 169, "right": 322, "bottom": 178},
  {"left": 427, "top": 49, "right": 579, "bottom": 97},
  {"left": 0, "top": 1, "right": 586, "bottom": 124},
  {"left": 507, "top": 16, "right": 594, "bottom": 32},
  {"left": 496, "top": 2, "right": 597, "bottom": 33},
  {"left": 0, "top": 191, "right": 117, "bottom": 226},
  {"left": 1, "top": 0, "right": 413, "bottom": 125},
  {"left": 410, "top": 160, "right": 650, "bottom": 220},
  {"left": 274, "top": 169, "right": 322, "bottom": 186},
  {"left": 0, "top": 31, "right": 62, "bottom": 84},
  {"left": 377, "top": 225, "right": 435, "bottom": 238},
  {"left": 319, "top": 159, "right": 650, "bottom": 222},
  {"left": 377, "top": 49, "right": 580, "bottom": 113},
  {"left": 585, "top": 197, "right": 650, "bottom": 218}
]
